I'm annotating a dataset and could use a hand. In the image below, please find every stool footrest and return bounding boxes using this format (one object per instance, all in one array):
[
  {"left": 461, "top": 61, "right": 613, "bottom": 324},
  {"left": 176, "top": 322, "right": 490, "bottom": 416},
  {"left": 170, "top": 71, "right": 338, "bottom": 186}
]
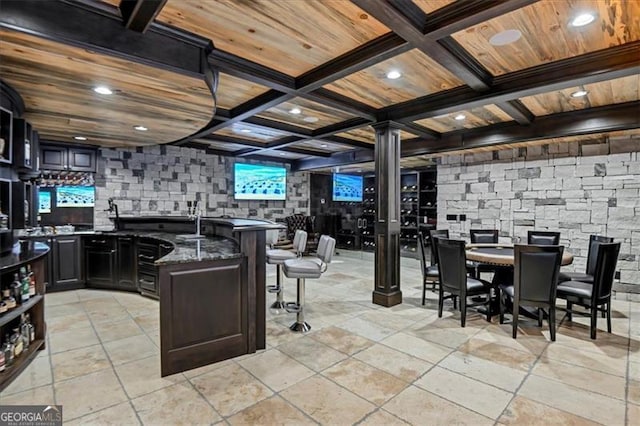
[
  {"left": 267, "top": 285, "right": 280, "bottom": 293},
  {"left": 284, "top": 302, "right": 301, "bottom": 313}
]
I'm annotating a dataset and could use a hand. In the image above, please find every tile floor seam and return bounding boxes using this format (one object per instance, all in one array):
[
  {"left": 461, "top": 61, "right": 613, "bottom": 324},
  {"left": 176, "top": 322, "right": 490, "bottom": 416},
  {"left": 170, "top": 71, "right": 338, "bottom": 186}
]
[{"left": 181, "top": 376, "right": 226, "bottom": 423}]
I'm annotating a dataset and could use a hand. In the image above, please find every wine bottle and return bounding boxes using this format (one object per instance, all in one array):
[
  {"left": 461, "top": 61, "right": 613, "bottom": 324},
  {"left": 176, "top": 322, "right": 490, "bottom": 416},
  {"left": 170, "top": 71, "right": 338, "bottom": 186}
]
[{"left": 27, "top": 264, "right": 36, "bottom": 296}]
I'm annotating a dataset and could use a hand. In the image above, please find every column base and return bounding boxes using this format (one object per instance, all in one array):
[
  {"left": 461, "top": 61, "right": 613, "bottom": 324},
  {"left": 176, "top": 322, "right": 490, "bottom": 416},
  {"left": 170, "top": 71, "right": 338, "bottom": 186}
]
[{"left": 372, "top": 290, "right": 402, "bottom": 307}]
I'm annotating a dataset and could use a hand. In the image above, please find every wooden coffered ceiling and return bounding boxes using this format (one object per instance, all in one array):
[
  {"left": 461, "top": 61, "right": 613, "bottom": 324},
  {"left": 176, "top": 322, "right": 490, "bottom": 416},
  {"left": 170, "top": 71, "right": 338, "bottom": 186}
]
[{"left": 0, "top": 0, "right": 638, "bottom": 169}]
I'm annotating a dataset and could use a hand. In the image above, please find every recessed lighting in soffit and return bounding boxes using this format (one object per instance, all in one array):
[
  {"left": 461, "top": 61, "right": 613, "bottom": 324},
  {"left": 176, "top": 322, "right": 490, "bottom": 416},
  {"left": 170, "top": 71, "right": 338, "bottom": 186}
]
[
  {"left": 571, "top": 90, "right": 588, "bottom": 98},
  {"left": 133, "top": 125, "right": 148, "bottom": 131},
  {"left": 454, "top": 114, "right": 466, "bottom": 121},
  {"left": 570, "top": 13, "right": 596, "bottom": 27},
  {"left": 74, "top": 136, "right": 87, "bottom": 141},
  {"left": 386, "top": 70, "right": 402, "bottom": 79},
  {"left": 303, "top": 116, "right": 319, "bottom": 123},
  {"left": 93, "top": 86, "right": 113, "bottom": 95},
  {"left": 489, "top": 29, "right": 522, "bottom": 46},
  {"left": 289, "top": 107, "right": 301, "bottom": 115}
]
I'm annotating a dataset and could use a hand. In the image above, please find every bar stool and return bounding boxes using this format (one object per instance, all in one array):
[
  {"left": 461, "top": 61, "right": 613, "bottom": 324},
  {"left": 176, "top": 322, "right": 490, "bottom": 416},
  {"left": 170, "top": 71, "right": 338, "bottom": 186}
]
[
  {"left": 283, "top": 235, "right": 336, "bottom": 332},
  {"left": 266, "top": 230, "right": 307, "bottom": 309}
]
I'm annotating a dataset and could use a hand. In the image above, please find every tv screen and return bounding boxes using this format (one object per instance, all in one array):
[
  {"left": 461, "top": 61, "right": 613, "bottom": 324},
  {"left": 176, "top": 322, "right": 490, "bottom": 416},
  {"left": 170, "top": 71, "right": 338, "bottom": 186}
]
[
  {"left": 38, "top": 190, "right": 51, "bottom": 214},
  {"left": 56, "top": 186, "right": 95, "bottom": 208},
  {"left": 333, "top": 173, "right": 363, "bottom": 202},
  {"left": 234, "top": 163, "right": 287, "bottom": 200}
]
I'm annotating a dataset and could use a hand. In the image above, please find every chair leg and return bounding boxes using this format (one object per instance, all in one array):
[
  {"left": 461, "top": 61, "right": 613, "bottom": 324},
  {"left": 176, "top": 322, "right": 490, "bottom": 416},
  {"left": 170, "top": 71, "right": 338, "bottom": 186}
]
[
  {"left": 290, "top": 278, "right": 310, "bottom": 333},
  {"left": 499, "top": 289, "right": 505, "bottom": 324},
  {"left": 566, "top": 301, "right": 572, "bottom": 321},
  {"left": 460, "top": 296, "right": 467, "bottom": 328},
  {"left": 537, "top": 308, "right": 543, "bottom": 327},
  {"left": 422, "top": 278, "right": 427, "bottom": 306},
  {"left": 606, "top": 302, "right": 612, "bottom": 334},
  {"left": 590, "top": 306, "right": 598, "bottom": 340},
  {"left": 549, "top": 306, "right": 556, "bottom": 342},
  {"left": 512, "top": 301, "right": 519, "bottom": 339},
  {"left": 270, "top": 265, "right": 286, "bottom": 310},
  {"left": 438, "top": 288, "right": 444, "bottom": 318}
]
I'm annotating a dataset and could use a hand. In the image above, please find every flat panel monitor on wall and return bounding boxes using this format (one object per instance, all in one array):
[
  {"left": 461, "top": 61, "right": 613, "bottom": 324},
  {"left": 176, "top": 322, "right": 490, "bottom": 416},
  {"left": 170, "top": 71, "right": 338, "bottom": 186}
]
[
  {"left": 56, "top": 186, "right": 95, "bottom": 207},
  {"left": 234, "top": 163, "right": 287, "bottom": 200},
  {"left": 38, "top": 190, "right": 51, "bottom": 213},
  {"left": 332, "top": 173, "right": 363, "bottom": 202}
]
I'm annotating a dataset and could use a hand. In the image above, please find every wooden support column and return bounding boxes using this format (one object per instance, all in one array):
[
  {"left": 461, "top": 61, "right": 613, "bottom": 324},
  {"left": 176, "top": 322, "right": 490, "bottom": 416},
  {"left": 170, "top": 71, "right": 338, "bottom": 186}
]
[{"left": 372, "top": 122, "right": 402, "bottom": 307}]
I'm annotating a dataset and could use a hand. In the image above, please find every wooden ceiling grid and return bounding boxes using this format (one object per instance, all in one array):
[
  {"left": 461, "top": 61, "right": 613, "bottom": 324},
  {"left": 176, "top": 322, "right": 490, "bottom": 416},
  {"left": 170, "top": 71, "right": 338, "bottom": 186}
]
[{"left": 0, "top": 0, "right": 638, "bottom": 167}]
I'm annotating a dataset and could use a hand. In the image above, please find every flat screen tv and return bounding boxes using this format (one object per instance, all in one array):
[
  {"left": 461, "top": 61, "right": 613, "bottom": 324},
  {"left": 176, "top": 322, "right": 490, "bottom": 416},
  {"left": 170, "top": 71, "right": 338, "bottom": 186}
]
[
  {"left": 332, "top": 173, "right": 363, "bottom": 202},
  {"left": 38, "top": 190, "right": 51, "bottom": 213},
  {"left": 56, "top": 186, "right": 95, "bottom": 208},
  {"left": 234, "top": 163, "right": 287, "bottom": 200}
]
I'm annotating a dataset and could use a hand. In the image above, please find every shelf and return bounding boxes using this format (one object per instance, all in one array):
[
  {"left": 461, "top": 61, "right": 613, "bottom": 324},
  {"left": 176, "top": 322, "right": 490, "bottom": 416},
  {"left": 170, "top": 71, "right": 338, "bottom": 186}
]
[
  {"left": 0, "top": 295, "right": 43, "bottom": 328},
  {"left": 0, "top": 338, "right": 45, "bottom": 392}
]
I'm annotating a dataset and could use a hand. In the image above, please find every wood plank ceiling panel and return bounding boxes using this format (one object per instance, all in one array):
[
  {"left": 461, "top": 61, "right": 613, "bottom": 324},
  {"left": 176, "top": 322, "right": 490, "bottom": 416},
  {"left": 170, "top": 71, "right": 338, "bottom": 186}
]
[
  {"left": 256, "top": 97, "right": 356, "bottom": 130},
  {"left": 254, "top": 150, "right": 307, "bottom": 160},
  {"left": 413, "top": 0, "right": 457, "bottom": 14},
  {"left": 519, "top": 74, "right": 640, "bottom": 116},
  {"left": 217, "top": 73, "right": 269, "bottom": 110},
  {"left": 157, "top": 0, "right": 390, "bottom": 76},
  {"left": 289, "top": 139, "right": 355, "bottom": 153},
  {"left": 211, "top": 122, "right": 286, "bottom": 143},
  {"left": 414, "top": 104, "right": 514, "bottom": 132},
  {"left": 337, "top": 126, "right": 419, "bottom": 144},
  {"left": 0, "top": 29, "right": 213, "bottom": 146},
  {"left": 195, "top": 139, "right": 249, "bottom": 152},
  {"left": 451, "top": 0, "right": 640, "bottom": 76},
  {"left": 324, "top": 48, "right": 464, "bottom": 108}
]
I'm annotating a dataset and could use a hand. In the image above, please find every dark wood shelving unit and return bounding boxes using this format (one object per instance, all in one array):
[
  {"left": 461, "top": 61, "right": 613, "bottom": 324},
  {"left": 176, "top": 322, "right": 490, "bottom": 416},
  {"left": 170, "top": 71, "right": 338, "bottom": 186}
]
[
  {"left": 0, "top": 338, "right": 45, "bottom": 391},
  {"left": 0, "top": 295, "right": 43, "bottom": 328}
]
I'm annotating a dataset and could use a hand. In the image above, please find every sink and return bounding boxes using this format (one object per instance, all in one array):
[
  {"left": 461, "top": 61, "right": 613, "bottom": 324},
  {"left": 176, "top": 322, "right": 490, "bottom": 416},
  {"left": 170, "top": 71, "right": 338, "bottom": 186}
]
[{"left": 175, "top": 234, "right": 207, "bottom": 240}]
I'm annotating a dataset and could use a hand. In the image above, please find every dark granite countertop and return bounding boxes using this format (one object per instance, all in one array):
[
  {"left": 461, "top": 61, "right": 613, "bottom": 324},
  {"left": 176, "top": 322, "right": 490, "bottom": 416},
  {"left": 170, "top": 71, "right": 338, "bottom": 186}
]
[{"left": 0, "top": 241, "right": 50, "bottom": 272}]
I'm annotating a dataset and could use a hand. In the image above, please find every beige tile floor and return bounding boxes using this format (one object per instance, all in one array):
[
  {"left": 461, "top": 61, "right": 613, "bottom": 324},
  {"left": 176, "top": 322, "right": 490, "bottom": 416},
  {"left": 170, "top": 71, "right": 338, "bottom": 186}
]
[{"left": 1, "top": 251, "right": 638, "bottom": 425}]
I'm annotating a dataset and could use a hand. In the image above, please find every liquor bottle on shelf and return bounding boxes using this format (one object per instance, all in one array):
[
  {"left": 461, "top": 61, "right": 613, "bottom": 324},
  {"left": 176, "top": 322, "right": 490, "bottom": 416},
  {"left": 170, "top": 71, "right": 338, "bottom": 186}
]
[
  {"left": 20, "top": 314, "right": 30, "bottom": 351},
  {"left": 10, "top": 328, "right": 23, "bottom": 358},
  {"left": 2, "top": 334, "right": 14, "bottom": 367},
  {"left": 0, "top": 201, "right": 8, "bottom": 230},
  {"left": 0, "top": 299, "right": 6, "bottom": 314},
  {"left": 11, "top": 273, "right": 22, "bottom": 305},
  {"left": 0, "top": 345, "right": 4, "bottom": 372},
  {"left": 20, "top": 266, "right": 29, "bottom": 303},
  {"left": 27, "top": 264, "right": 36, "bottom": 296},
  {"left": 26, "top": 314, "right": 35, "bottom": 343}
]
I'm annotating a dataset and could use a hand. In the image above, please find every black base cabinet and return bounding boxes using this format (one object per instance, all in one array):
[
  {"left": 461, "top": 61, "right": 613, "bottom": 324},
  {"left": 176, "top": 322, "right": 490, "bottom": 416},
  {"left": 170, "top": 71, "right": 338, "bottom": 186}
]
[
  {"left": 84, "top": 237, "right": 116, "bottom": 288},
  {"left": 117, "top": 236, "right": 136, "bottom": 290},
  {"left": 39, "top": 235, "right": 84, "bottom": 292}
]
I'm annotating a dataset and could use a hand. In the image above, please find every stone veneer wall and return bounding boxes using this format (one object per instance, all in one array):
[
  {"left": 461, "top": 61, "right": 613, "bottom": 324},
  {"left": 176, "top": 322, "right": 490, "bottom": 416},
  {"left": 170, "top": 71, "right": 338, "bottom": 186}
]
[
  {"left": 93, "top": 145, "right": 309, "bottom": 229},
  {"left": 437, "top": 139, "right": 640, "bottom": 295}
]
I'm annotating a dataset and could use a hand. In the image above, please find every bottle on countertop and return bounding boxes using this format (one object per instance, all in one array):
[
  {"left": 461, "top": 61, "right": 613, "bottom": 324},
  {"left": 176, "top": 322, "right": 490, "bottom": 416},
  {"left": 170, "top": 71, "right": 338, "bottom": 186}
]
[{"left": 27, "top": 264, "right": 36, "bottom": 296}]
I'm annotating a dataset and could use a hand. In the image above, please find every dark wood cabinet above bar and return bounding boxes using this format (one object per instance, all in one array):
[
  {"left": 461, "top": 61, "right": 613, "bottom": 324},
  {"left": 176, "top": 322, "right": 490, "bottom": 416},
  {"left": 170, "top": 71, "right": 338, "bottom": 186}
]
[{"left": 40, "top": 143, "right": 96, "bottom": 172}]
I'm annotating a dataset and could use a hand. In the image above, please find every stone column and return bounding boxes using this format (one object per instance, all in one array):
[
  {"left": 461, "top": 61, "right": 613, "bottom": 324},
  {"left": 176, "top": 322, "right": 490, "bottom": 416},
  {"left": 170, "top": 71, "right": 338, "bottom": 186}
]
[{"left": 372, "top": 122, "right": 402, "bottom": 307}]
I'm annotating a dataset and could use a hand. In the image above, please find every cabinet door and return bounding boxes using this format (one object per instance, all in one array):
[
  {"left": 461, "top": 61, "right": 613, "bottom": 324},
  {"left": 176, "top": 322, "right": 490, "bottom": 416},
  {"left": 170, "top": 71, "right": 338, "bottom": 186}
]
[
  {"left": 68, "top": 147, "right": 96, "bottom": 172},
  {"left": 85, "top": 248, "right": 116, "bottom": 287},
  {"left": 53, "top": 236, "right": 82, "bottom": 285},
  {"left": 117, "top": 237, "right": 136, "bottom": 290},
  {"left": 40, "top": 146, "right": 67, "bottom": 170},
  {"left": 33, "top": 237, "right": 52, "bottom": 288},
  {"left": 12, "top": 118, "right": 32, "bottom": 169}
]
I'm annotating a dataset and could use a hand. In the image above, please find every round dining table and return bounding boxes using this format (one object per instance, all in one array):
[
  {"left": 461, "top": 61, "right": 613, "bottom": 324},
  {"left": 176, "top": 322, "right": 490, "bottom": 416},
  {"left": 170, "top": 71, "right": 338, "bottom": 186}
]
[{"left": 466, "top": 243, "right": 574, "bottom": 266}]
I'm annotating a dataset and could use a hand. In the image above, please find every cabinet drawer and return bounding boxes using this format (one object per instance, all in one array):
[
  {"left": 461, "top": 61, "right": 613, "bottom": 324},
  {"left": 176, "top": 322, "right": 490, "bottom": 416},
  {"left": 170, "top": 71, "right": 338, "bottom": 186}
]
[
  {"left": 138, "top": 272, "right": 157, "bottom": 293},
  {"left": 85, "top": 237, "right": 116, "bottom": 250}
]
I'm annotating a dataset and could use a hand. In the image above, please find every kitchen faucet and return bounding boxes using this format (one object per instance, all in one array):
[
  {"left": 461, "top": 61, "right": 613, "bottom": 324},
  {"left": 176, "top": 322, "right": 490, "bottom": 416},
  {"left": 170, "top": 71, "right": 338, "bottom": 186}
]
[{"left": 187, "top": 200, "right": 201, "bottom": 237}]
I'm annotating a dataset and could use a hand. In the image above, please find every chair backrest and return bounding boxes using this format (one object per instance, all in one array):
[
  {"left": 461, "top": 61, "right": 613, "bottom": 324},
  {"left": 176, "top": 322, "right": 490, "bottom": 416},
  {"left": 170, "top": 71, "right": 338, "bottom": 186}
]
[
  {"left": 417, "top": 232, "right": 428, "bottom": 276},
  {"left": 292, "top": 230, "right": 307, "bottom": 255},
  {"left": 527, "top": 231, "right": 561, "bottom": 245},
  {"left": 316, "top": 235, "right": 336, "bottom": 264},
  {"left": 514, "top": 244, "right": 564, "bottom": 304},
  {"left": 434, "top": 238, "right": 467, "bottom": 295},
  {"left": 428, "top": 229, "right": 449, "bottom": 265},
  {"left": 592, "top": 242, "right": 621, "bottom": 302},
  {"left": 586, "top": 235, "right": 614, "bottom": 276},
  {"left": 470, "top": 229, "right": 499, "bottom": 244},
  {"left": 265, "top": 229, "right": 280, "bottom": 247},
  {"left": 285, "top": 214, "right": 308, "bottom": 239}
]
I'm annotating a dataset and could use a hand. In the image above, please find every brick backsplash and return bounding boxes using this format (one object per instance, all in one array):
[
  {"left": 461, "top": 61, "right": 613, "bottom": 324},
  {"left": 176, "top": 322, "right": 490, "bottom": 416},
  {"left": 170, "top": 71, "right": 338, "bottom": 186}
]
[
  {"left": 437, "top": 138, "right": 640, "bottom": 293},
  {"left": 93, "top": 145, "right": 309, "bottom": 229}
]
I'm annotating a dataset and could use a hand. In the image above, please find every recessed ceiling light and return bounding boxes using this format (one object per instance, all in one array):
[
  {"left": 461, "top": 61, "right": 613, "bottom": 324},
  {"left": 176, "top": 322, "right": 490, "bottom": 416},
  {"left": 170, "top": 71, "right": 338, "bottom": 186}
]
[
  {"left": 289, "top": 107, "right": 301, "bottom": 115},
  {"left": 454, "top": 114, "right": 466, "bottom": 121},
  {"left": 571, "top": 90, "right": 588, "bottom": 98},
  {"left": 74, "top": 136, "right": 87, "bottom": 141},
  {"left": 386, "top": 70, "right": 402, "bottom": 80},
  {"left": 279, "top": 152, "right": 286, "bottom": 156},
  {"left": 93, "top": 86, "right": 113, "bottom": 95},
  {"left": 489, "top": 29, "right": 522, "bottom": 46},
  {"left": 320, "top": 144, "right": 328, "bottom": 148},
  {"left": 133, "top": 125, "right": 148, "bottom": 131},
  {"left": 571, "top": 13, "right": 595, "bottom": 27},
  {"left": 240, "top": 129, "right": 252, "bottom": 133},
  {"left": 303, "top": 116, "right": 319, "bottom": 123}
]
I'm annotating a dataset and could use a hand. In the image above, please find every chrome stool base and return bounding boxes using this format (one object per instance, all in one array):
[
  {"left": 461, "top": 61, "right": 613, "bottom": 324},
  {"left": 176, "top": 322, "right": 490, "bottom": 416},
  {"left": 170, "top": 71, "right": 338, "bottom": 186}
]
[
  {"left": 290, "top": 321, "right": 311, "bottom": 333},
  {"left": 270, "top": 300, "right": 287, "bottom": 309}
]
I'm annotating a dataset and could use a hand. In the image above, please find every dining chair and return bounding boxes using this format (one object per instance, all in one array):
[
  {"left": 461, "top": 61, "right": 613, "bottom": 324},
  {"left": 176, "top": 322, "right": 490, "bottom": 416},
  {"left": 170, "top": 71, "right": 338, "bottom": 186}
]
[
  {"left": 499, "top": 244, "right": 564, "bottom": 341},
  {"left": 435, "top": 238, "right": 492, "bottom": 327},
  {"left": 556, "top": 242, "right": 621, "bottom": 339},
  {"left": 469, "top": 229, "right": 499, "bottom": 279},
  {"left": 527, "top": 230, "right": 561, "bottom": 245},
  {"left": 558, "top": 235, "right": 614, "bottom": 284},
  {"left": 418, "top": 231, "right": 439, "bottom": 305}
]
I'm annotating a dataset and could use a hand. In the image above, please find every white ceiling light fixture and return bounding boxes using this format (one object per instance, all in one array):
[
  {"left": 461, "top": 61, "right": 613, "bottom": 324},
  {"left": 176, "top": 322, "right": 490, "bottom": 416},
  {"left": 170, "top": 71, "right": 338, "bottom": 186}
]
[
  {"left": 74, "top": 136, "right": 87, "bottom": 141},
  {"left": 279, "top": 152, "right": 286, "bottom": 156},
  {"left": 240, "top": 128, "right": 252, "bottom": 133},
  {"left": 386, "top": 70, "right": 402, "bottom": 80},
  {"left": 571, "top": 90, "right": 588, "bottom": 98},
  {"left": 93, "top": 86, "right": 113, "bottom": 95},
  {"left": 289, "top": 107, "right": 302, "bottom": 115},
  {"left": 320, "top": 143, "right": 328, "bottom": 148},
  {"left": 454, "top": 114, "right": 466, "bottom": 121},
  {"left": 303, "top": 116, "right": 319, "bottom": 123},
  {"left": 489, "top": 29, "right": 522, "bottom": 46},
  {"left": 133, "top": 125, "right": 148, "bottom": 131},
  {"left": 571, "top": 13, "right": 595, "bottom": 27}
]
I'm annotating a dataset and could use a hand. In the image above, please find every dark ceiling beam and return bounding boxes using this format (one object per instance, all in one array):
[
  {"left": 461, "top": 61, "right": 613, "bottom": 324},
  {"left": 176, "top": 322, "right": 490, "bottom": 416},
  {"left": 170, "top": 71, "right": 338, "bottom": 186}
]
[
  {"left": 243, "top": 117, "right": 312, "bottom": 138},
  {"left": 296, "top": 33, "right": 412, "bottom": 91},
  {"left": 275, "top": 146, "right": 332, "bottom": 158},
  {"left": 380, "top": 42, "right": 640, "bottom": 122},
  {"left": 208, "top": 50, "right": 295, "bottom": 92},
  {"left": 321, "top": 135, "right": 375, "bottom": 150},
  {"left": 394, "top": 122, "right": 441, "bottom": 140},
  {"left": 0, "top": 0, "right": 211, "bottom": 78},
  {"left": 496, "top": 100, "right": 535, "bottom": 124},
  {"left": 422, "top": 0, "right": 541, "bottom": 39},
  {"left": 302, "top": 89, "right": 377, "bottom": 121},
  {"left": 352, "top": 0, "right": 491, "bottom": 90},
  {"left": 119, "top": 0, "right": 167, "bottom": 33},
  {"left": 294, "top": 101, "right": 640, "bottom": 170}
]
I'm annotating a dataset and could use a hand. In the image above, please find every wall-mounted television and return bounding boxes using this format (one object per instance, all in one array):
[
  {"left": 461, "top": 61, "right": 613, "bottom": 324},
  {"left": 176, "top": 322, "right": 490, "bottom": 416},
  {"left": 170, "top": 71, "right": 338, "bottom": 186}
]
[
  {"left": 234, "top": 163, "right": 287, "bottom": 200},
  {"left": 56, "top": 186, "right": 95, "bottom": 208},
  {"left": 332, "top": 173, "right": 363, "bottom": 202},
  {"left": 38, "top": 191, "right": 51, "bottom": 214}
]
